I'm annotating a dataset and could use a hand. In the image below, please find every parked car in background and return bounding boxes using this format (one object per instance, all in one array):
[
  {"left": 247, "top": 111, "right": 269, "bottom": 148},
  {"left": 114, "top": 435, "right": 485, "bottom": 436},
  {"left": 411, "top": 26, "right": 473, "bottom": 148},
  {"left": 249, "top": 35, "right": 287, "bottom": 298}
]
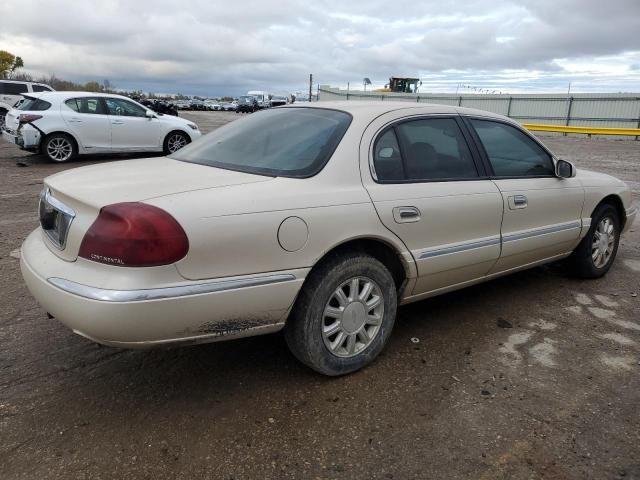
[
  {"left": 1, "top": 80, "right": 54, "bottom": 127},
  {"left": 190, "top": 99, "right": 206, "bottom": 111},
  {"left": 139, "top": 99, "right": 179, "bottom": 116},
  {"left": 270, "top": 95, "right": 288, "bottom": 107},
  {"left": 204, "top": 100, "right": 221, "bottom": 111},
  {"left": 19, "top": 102, "right": 635, "bottom": 375},
  {"left": 236, "top": 95, "right": 258, "bottom": 113},
  {"left": 1, "top": 91, "right": 200, "bottom": 162},
  {"left": 175, "top": 100, "right": 191, "bottom": 110},
  {"left": 220, "top": 102, "right": 236, "bottom": 111}
]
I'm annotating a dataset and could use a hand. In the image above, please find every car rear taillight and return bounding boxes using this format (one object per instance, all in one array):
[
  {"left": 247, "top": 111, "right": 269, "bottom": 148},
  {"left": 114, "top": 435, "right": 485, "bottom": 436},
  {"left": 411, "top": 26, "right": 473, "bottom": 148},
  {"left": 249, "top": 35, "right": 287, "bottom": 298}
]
[
  {"left": 78, "top": 203, "right": 189, "bottom": 267},
  {"left": 19, "top": 114, "right": 43, "bottom": 124}
]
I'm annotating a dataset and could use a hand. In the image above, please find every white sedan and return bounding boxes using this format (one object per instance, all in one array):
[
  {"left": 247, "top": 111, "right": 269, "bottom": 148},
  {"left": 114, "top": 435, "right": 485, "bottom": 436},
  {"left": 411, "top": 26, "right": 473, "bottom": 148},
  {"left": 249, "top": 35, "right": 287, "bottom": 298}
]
[
  {"left": 1, "top": 92, "right": 201, "bottom": 162},
  {"left": 20, "top": 102, "right": 636, "bottom": 375}
]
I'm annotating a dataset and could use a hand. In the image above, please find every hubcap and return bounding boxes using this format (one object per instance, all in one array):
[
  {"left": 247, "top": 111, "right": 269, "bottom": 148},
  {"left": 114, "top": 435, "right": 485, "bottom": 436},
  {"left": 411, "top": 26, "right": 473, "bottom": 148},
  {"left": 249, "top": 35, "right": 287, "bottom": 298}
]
[
  {"left": 47, "top": 138, "right": 73, "bottom": 162},
  {"left": 321, "top": 277, "right": 384, "bottom": 358},
  {"left": 167, "top": 134, "right": 187, "bottom": 153},
  {"left": 592, "top": 216, "right": 616, "bottom": 268}
]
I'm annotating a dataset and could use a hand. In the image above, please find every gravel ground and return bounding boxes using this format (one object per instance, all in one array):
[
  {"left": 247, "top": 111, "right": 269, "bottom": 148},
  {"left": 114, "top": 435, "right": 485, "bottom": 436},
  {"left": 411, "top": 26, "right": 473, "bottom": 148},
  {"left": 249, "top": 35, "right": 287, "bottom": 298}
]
[{"left": 1, "top": 111, "right": 639, "bottom": 480}]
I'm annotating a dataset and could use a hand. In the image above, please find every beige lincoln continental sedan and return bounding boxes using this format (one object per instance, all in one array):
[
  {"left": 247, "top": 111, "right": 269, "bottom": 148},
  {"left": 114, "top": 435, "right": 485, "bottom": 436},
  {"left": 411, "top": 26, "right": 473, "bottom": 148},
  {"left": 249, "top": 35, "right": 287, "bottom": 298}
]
[{"left": 21, "top": 102, "right": 636, "bottom": 375}]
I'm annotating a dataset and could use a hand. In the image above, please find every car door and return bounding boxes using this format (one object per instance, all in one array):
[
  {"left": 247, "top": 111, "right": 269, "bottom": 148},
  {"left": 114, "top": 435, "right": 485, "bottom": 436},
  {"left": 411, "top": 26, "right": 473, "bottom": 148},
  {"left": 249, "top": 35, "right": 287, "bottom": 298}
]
[
  {"left": 465, "top": 118, "right": 584, "bottom": 273},
  {"left": 361, "top": 115, "right": 504, "bottom": 296},
  {"left": 104, "top": 97, "right": 162, "bottom": 151},
  {"left": 61, "top": 97, "right": 112, "bottom": 153}
]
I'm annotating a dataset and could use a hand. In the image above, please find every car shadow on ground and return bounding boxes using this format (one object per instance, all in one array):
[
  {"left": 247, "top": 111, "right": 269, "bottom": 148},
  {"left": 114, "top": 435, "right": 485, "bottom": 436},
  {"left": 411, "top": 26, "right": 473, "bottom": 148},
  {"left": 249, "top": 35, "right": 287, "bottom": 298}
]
[{"left": 45, "top": 262, "right": 573, "bottom": 405}]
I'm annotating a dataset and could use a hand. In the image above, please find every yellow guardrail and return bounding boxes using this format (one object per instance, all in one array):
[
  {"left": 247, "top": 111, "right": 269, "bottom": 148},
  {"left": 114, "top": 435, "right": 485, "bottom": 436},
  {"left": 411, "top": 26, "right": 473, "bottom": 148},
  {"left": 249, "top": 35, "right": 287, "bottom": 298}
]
[{"left": 523, "top": 123, "right": 640, "bottom": 136}]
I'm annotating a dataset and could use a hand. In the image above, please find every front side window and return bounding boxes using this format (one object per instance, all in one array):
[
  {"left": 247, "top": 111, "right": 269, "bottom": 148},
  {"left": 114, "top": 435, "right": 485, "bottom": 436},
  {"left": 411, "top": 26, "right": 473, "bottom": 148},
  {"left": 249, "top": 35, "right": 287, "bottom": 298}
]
[
  {"left": 373, "top": 118, "right": 478, "bottom": 182},
  {"left": 470, "top": 119, "right": 554, "bottom": 177},
  {"left": 65, "top": 97, "right": 106, "bottom": 115},
  {"left": 105, "top": 98, "right": 147, "bottom": 117},
  {"left": 172, "top": 108, "right": 352, "bottom": 178}
]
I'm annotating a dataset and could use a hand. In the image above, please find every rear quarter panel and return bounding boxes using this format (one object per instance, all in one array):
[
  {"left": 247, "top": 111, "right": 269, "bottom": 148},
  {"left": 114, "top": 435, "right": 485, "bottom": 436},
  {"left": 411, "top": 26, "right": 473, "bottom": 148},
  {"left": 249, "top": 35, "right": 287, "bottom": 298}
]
[{"left": 147, "top": 116, "right": 417, "bottom": 282}]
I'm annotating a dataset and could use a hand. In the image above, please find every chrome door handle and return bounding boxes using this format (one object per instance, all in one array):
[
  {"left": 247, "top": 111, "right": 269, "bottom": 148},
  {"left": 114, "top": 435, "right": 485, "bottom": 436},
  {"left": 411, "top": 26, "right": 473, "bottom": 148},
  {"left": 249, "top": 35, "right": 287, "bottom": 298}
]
[
  {"left": 393, "top": 206, "right": 421, "bottom": 223},
  {"left": 111, "top": 120, "right": 124, "bottom": 125},
  {"left": 68, "top": 117, "right": 82, "bottom": 123},
  {"left": 509, "top": 195, "right": 528, "bottom": 209}
]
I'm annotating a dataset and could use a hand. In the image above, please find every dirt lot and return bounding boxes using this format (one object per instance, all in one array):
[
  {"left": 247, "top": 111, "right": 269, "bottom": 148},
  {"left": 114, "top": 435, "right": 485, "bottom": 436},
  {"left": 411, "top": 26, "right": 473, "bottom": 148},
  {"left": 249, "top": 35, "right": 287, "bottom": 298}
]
[{"left": 1, "top": 111, "right": 639, "bottom": 480}]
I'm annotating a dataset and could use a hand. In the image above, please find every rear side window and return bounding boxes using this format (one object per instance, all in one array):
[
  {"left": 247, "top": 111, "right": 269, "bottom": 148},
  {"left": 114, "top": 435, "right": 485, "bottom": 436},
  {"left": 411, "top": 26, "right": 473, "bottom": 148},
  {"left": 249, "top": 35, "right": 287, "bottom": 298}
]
[
  {"left": 470, "top": 119, "right": 554, "bottom": 177},
  {"left": 373, "top": 118, "right": 478, "bottom": 182},
  {"left": 373, "top": 129, "right": 404, "bottom": 181},
  {"left": 18, "top": 98, "right": 51, "bottom": 111},
  {"left": 65, "top": 97, "right": 106, "bottom": 114},
  {"left": 32, "top": 85, "right": 53, "bottom": 92},
  {"left": 0, "top": 82, "right": 28, "bottom": 95}
]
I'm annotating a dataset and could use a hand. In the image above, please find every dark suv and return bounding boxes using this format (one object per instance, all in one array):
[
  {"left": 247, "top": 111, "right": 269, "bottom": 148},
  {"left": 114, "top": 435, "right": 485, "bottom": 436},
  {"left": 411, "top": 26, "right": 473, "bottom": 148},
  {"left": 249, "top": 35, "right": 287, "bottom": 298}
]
[{"left": 236, "top": 96, "right": 258, "bottom": 113}]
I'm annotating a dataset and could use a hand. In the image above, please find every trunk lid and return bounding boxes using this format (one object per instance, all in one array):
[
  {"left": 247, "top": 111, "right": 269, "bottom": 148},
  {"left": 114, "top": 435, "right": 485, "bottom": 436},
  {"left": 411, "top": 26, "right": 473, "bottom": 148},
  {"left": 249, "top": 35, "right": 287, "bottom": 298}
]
[{"left": 42, "top": 157, "right": 273, "bottom": 261}]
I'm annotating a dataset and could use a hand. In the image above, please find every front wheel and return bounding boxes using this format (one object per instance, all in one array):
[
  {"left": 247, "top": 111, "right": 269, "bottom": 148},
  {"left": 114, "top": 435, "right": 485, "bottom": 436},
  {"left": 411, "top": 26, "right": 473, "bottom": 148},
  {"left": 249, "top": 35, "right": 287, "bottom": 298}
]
[
  {"left": 163, "top": 131, "right": 190, "bottom": 155},
  {"left": 284, "top": 253, "right": 397, "bottom": 376},
  {"left": 43, "top": 133, "right": 77, "bottom": 162},
  {"left": 567, "top": 203, "right": 620, "bottom": 278}
]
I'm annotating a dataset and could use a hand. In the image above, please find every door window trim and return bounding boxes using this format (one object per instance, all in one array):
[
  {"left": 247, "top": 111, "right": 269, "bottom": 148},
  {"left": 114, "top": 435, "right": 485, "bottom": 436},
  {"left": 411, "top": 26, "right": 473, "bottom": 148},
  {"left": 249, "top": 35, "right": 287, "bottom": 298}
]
[
  {"left": 460, "top": 115, "right": 558, "bottom": 180},
  {"left": 369, "top": 114, "right": 489, "bottom": 184}
]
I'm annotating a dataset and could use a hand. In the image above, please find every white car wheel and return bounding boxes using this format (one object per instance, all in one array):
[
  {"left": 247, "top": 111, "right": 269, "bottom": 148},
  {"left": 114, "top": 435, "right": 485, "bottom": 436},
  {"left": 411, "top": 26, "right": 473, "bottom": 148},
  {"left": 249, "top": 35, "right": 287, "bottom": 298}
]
[
  {"left": 44, "top": 134, "right": 77, "bottom": 163},
  {"left": 164, "top": 132, "right": 190, "bottom": 154}
]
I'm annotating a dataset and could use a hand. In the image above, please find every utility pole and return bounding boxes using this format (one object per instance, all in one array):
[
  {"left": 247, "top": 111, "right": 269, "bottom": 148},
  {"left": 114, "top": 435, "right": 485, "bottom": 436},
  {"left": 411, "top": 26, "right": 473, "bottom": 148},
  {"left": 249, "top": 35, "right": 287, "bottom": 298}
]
[{"left": 309, "top": 74, "right": 313, "bottom": 102}]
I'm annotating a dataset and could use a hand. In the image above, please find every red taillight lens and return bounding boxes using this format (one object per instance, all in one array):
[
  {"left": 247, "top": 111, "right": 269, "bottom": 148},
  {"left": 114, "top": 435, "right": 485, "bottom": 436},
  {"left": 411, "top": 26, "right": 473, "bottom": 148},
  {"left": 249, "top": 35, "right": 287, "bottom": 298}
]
[
  {"left": 19, "top": 114, "right": 43, "bottom": 124},
  {"left": 78, "top": 203, "right": 189, "bottom": 267}
]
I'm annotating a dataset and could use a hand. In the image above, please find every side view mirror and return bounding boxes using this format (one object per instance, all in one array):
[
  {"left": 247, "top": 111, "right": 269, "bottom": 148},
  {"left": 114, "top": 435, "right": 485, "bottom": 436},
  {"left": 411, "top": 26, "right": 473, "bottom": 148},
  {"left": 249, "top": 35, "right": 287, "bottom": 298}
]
[
  {"left": 145, "top": 110, "right": 156, "bottom": 119},
  {"left": 556, "top": 159, "right": 576, "bottom": 178}
]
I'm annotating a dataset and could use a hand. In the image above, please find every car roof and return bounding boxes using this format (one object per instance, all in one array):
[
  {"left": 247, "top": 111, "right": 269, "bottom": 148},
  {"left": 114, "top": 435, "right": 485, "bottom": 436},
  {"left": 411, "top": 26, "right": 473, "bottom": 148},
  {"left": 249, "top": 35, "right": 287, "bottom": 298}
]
[
  {"left": 0, "top": 79, "right": 51, "bottom": 87},
  {"left": 285, "top": 101, "right": 509, "bottom": 123},
  {"left": 26, "top": 91, "right": 128, "bottom": 99}
]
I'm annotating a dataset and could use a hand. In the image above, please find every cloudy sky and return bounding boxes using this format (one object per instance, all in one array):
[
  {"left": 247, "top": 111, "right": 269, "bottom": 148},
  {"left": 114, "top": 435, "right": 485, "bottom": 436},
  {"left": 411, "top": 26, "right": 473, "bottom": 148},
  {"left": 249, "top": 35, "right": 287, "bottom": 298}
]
[{"left": 2, "top": 0, "right": 640, "bottom": 96}]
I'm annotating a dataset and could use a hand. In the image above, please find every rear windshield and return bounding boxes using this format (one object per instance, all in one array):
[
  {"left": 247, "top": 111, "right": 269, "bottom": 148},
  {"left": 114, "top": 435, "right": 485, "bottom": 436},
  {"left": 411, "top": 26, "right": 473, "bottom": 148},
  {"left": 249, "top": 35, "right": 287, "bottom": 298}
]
[
  {"left": 171, "top": 107, "right": 352, "bottom": 178},
  {"left": 18, "top": 97, "right": 51, "bottom": 111}
]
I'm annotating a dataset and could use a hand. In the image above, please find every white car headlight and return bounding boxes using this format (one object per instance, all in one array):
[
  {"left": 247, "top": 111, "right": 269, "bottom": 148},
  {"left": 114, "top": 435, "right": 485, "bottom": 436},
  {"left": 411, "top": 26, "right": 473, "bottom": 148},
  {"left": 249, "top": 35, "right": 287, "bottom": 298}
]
[{"left": 187, "top": 123, "right": 198, "bottom": 130}]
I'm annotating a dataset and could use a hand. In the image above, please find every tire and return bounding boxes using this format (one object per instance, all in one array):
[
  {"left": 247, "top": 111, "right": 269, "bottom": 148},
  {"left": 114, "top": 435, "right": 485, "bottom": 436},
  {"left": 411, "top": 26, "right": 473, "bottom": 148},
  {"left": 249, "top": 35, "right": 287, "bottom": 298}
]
[
  {"left": 43, "top": 133, "right": 77, "bottom": 163},
  {"left": 567, "top": 203, "right": 621, "bottom": 278},
  {"left": 0, "top": 108, "right": 7, "bottom": 129},
  {"left": 163, "top": 131, "right": 190, "bottom": 155},
  {"left": 284, "top": 253, "right": 397, "bottom": 376}
]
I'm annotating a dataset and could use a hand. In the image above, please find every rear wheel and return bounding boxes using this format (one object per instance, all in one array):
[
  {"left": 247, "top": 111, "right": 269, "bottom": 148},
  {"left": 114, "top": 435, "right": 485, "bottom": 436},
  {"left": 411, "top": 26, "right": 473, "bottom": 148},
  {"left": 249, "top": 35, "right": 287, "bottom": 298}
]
[
  {"left": 568, "top": 203, "right": 620, "bottom": 278},
  {"left": 163, "top": 131, "right": 190, "bottom": 155},
  {"left": 43, "top": 133, "right": 77, "bottom": 162},
  {"left": 285, "top": 253, "right": 397, "bottom": 376},
  {"left": 0, "top": 108, "right": 7, "bottom": 129}
]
